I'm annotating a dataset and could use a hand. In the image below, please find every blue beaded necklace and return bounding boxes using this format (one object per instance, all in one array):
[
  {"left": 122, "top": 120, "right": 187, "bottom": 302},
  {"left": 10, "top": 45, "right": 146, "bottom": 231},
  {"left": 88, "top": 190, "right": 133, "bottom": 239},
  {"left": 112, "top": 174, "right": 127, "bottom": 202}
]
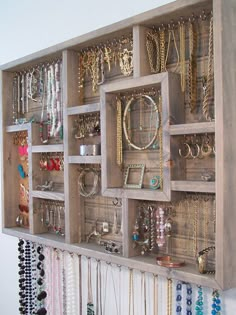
[
  {"left": 211, "top": 290, "right": 221, "bottom": 315},
  {"left": 176, "top": 281, "right": 182, "bottom": 314},
  {"left": 195, "top": 286, "right": 204, "bottom": 315},
  {"left": 186, "top": 283, "right": 193, "bottom": 315}
]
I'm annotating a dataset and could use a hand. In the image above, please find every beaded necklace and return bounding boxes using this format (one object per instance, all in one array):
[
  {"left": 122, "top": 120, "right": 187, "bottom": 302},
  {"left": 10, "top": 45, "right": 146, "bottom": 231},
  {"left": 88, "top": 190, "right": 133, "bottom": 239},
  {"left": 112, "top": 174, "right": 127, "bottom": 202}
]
[
  {"left": 195, "top": 286, "right": 204, "bottom": 315},
  {"left": 55, "top": 61, "right": 63, "bottom": 138},
  {"left": 31, "top": 242, "right": 38, "bottom": 315},
  {"left": 36, "top": 245, "right": 47, "bottom": 315},
  {"left": 186, "top": 283, "right": 193, "bottom": 315},
  {"left": 18, "top": 239, "right": 26, "bottom": 315},
  {"left": 39, "top": 67, "right": 49, "bottom": 144},
  {"left": 25, "top": 240, "right": 32, "bottom": 314},
  {"left": 176, "top": 281, "right": 182, "bottom": 315},
  {"left": 211, "top": 290, "right": 221, "bottom": 315},
  {"left": 44, "top": 246, "right": 51, "bottom": 315}
]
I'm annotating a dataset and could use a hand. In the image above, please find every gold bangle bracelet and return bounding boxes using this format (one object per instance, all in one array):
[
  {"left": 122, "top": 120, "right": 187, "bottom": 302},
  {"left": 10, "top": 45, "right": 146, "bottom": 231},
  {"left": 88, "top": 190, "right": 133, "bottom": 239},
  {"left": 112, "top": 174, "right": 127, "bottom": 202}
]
[{"left": 123, "top": 95, "right": 160, "bottom": 151}]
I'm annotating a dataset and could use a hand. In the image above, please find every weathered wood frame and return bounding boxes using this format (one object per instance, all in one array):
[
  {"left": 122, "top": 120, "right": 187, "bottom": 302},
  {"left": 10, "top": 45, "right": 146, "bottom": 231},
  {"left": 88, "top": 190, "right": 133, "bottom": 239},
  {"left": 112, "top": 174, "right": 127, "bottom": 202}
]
[{"left": 0, "top": 0, "right": 235, "bottom": 290}]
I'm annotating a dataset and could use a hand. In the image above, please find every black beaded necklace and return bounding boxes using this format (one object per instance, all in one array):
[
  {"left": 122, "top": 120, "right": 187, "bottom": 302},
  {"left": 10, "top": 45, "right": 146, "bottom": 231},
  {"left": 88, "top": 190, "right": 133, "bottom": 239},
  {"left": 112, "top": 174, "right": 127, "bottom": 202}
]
[
  {"left": 18, "top": 239, "right": 26, "bottom": 315},
  {"left": 36, "top": 245, "right": 47, "bottom": 315},
  {"left": 25, "top": 241, "right": 32, "bottom": 314}
]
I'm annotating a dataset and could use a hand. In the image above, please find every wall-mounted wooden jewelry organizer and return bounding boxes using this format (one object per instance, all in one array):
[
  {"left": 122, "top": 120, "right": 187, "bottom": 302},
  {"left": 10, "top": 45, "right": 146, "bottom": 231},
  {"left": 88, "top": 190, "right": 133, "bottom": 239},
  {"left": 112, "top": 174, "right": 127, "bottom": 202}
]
[{"left": 1, "top": 0, "right": 236, "bottom": 290}]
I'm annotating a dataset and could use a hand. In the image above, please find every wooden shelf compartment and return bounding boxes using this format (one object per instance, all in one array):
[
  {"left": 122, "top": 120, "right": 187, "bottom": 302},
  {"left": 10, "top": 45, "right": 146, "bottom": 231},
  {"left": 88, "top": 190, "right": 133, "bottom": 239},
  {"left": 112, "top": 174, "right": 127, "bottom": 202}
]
[
  {"left": 169, "top": 122, "right": 215, "bottom": 135},
  {"left": 32, "top": 190, "right": 65, "bottom": 201},
  {"left": 68, "top": 155, "right": 101, "bottom": 164},
  {"left": 101, "top": 72, "right": 184, "bottom": 202},
  {"left": 171, "top": 180, "right": 215, "bottom": 193},
  {"left": 6, "top": 123, "right": 32, "bottom": 133},
  {"left": 32, "top": 144, "right": 64, "bottom": 153},
  {"left": 66, "top": 103, "right": 100, "bottom": 116}
]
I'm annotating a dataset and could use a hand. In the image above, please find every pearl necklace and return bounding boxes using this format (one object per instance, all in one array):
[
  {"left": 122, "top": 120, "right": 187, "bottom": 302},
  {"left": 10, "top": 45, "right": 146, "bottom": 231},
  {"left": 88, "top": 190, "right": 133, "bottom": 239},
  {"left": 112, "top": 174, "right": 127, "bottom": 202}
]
[
  {"left": 65, "top": 252, "right": 76, "bottom": 315},
  {"left": 31, "top": 242, "right": 38, "bottom": 315}
]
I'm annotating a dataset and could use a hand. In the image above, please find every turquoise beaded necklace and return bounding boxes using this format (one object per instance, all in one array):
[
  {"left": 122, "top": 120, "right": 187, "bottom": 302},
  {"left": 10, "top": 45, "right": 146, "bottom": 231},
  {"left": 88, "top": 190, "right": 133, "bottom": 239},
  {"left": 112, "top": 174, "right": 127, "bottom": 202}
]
[{"left": 195, "top": 286, "right": 204, "bottom": 315}]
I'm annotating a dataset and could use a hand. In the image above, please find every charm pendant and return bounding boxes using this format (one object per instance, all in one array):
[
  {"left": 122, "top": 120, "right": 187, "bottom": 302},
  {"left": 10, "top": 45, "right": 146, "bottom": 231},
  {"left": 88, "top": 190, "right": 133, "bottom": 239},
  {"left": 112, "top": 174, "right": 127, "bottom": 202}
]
[{"left": 119, "top": 48, "right": 133, "bottom": 76}]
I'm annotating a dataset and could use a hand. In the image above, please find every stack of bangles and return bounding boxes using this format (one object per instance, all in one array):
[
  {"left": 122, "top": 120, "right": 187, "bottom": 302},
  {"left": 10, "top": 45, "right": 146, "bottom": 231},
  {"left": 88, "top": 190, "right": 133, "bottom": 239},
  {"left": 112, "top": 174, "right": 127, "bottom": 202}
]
[{"left": 156, "top": 256, "right": 185, "bottom": 268}]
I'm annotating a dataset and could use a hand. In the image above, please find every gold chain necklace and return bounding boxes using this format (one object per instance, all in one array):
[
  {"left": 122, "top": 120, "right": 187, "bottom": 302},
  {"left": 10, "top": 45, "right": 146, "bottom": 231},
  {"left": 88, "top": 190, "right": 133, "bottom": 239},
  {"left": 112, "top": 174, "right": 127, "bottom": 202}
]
[
  {"left": 158, "top": 93, "right": 163, "bottom": 190},
  {"left": 193, "top": 195, "right": 199, "bottom": 258},
  {"left": 188, "top": 21, "right": 197, "bottom": 112},
  {"left": 202, "top": 15, "right": 214, "bottom": 121},
  {"left": 203, "top": 196, "right": 209, "bottom": 264},
  {"left": 146, "top": 31, "right": 160, "bottom": 73},
  {"left": 159, "top": 28, "right": 166, "bottom": 72},
  {"left": 116, "top": 97, "right": 123, "bottom": 168},
  {"left": 164, "top": 28, "right": 180, "bottom": 72},
  {"left": 167, "top": 278, "right": 172, "bottom": 315},
  {"left": 179, "top": 22, "right": 186, "bottom": 92}
]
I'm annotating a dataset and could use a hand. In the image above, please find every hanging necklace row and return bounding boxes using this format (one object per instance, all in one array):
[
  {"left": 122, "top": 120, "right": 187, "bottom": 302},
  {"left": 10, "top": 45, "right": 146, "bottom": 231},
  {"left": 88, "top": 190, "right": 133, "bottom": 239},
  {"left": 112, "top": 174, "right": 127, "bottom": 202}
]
[
  {"left": 146, "top": 11, "right": 213, "bottom": 120},
  {"left": 17, "top": 242, "right": 223, "bottom": 315},
  {"left": 78, "top": 34, "right": 133, "bottom": 97},
  {"left": 12, "top": 59, "right": 63, "bottom": 142}
]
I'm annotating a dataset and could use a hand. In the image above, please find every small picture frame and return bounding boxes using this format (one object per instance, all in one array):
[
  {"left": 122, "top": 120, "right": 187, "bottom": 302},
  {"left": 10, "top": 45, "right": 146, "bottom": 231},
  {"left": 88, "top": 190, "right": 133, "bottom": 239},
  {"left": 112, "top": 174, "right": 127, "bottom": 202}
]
[{"left": 124, "top": 164, "right": 145, "bottom": 189}]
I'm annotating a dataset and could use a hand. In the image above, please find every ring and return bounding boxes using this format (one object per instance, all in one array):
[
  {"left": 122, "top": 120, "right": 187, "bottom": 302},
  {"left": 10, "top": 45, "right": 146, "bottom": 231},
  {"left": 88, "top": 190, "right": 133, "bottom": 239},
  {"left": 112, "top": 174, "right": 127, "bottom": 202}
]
[{"left": 150, "top": 175, "right": 161, "bottom": 190}]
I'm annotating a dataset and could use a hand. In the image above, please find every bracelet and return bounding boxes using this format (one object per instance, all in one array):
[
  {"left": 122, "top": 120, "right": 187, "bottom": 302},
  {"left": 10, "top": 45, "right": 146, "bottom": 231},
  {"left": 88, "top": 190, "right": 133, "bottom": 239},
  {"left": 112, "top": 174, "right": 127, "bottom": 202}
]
[
  {"left": 156, "top": 255, "right": 185, "bottom": 268},
  {"left": 78, "top": 168, "right": 100, "bottom": 197},
  {"left": 196, "top": 246, "right": 215, "bottom": 274},
  {"left": 123, "top": 95, "right": 160, "bottom": 151},
  {"left": 79, "top": 144, "right": 101, "bottom": 156}
]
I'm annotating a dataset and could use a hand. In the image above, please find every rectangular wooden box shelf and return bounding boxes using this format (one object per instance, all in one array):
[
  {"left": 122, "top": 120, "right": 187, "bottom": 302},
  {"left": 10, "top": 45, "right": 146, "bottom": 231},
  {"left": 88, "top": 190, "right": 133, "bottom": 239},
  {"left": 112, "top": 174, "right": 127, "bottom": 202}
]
[
  {"left": 6, "top": 123, "right": 31, "bottom": 133},
  {"left": 171, "top": 180, "right": 215, "bottom": 193},
  {"left": 66, "top": 103, "right": 100, "bottom": 116},
  {"left": 32, "top": 144, "right": 64, "bottom": 153},
  {"left": 169, "top": 122, "right": 215, "bottom": 135},
  {"left": 1, "top": 0, "right": 236, "bottom": 290},
  {"left": 32, "top": 190, "right": 65, "bottom": 201},
  {"left": 68, "top": 155, "right": 101, "bottom": 164},
  {"left": 101, "top": 72, "right": 184, "bottom": 202}
]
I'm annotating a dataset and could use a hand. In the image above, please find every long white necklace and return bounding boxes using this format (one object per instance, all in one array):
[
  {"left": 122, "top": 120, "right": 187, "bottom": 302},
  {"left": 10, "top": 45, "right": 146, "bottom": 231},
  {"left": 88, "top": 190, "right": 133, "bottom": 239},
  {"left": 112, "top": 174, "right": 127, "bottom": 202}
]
[
  {"left": 44, "top": 247, "right": 52, "bottom": 315},
  {"left": 65, "top": 252, "right": 76, "bottom": 315},
  {"left": 87, "top": 258, "right": 95, "bottom": 314},
  {"left": 55, "top": 61, "right": 63, "bottom": 137},
  {"left": 96, "top": 260, "right": 102, "bottom": 315}
]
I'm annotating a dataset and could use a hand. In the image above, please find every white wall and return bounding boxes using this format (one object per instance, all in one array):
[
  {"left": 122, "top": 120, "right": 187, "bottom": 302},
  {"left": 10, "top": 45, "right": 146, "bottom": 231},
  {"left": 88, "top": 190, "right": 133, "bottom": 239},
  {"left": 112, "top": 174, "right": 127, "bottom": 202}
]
[{"left": 0, "top": 0, "right": 236, "bottom": 313}]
